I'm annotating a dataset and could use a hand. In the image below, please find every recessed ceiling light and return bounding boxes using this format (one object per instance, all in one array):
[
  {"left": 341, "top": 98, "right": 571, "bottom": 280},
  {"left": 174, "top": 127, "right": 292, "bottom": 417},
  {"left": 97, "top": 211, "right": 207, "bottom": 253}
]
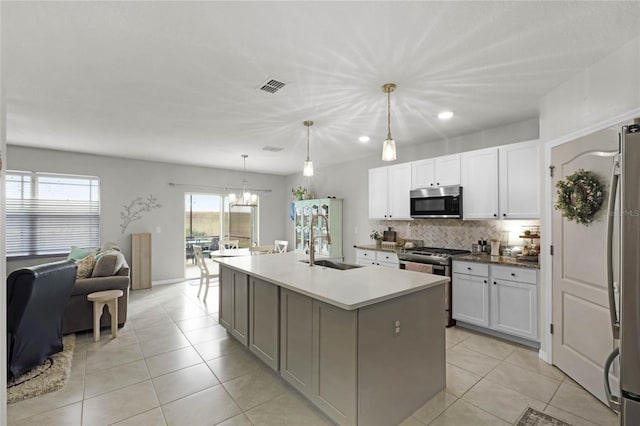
[
  {"left": 359, "top": 136, "right": 370, "bottom": 143},
  {"left": 438, "top": 111, "right": 454, "bottom": 120}
]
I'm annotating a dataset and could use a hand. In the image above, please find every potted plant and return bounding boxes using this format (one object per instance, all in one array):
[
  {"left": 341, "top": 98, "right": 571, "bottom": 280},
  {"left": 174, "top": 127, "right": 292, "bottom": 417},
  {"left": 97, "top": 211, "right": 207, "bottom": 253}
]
[
  {"left": 370, "top": 230, "right": 382, "bottom": 247},
  {"left": 291, "top": 186, "right": 307, "bottom": 201}
]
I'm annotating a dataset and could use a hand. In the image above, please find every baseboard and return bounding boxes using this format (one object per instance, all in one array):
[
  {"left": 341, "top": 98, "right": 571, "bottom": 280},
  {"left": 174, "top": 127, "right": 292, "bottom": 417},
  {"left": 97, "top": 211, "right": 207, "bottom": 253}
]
[
  {"left": 456, "top": 322, "right": 540, "bottom": 349},
  {"left": 538, "top": 349, "right": 550, "bottom": 364}
]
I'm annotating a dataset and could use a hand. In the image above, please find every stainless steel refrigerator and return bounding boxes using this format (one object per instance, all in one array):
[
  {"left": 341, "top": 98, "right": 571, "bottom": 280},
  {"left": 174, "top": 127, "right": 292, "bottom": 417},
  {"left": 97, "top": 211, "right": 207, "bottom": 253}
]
[{"left": 605, "top": 123, "right": 640, "bottom": 425}]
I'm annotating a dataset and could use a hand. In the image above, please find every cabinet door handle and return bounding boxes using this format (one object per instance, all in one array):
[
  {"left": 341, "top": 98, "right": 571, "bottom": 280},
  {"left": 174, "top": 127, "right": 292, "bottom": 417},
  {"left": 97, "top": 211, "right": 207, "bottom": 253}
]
[
  {"left": 483, "top": 280, "right": 487, "bottom": 284},
  {"left": 467, "top": 267, "right": 472, "bottom": 270},
  {"left": 437, "top": 182, "right": 440, "bottom": 186},
  {"left": 430, "top": 183, "right": 434, "bottom": 186},
  {"left": 503, "top": 213, "right": 507, "bottom": 217},
  {"left": 510, "top": 273, "right": 516, "bottom": 277},
  {"left": 493, "top": 213, "right": 497, "bottom": 217},
  {"left": 493, "top": 281, "right": 497, "bottom": 285}
]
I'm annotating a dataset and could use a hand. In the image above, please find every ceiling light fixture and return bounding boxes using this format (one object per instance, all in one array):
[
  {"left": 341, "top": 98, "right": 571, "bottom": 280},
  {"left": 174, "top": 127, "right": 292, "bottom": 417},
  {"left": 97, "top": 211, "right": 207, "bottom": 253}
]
[
  {"left": 381, "top": 83, "right": 397, "bottom": 162},
  {"left": 359, "top": 135, "right": 370, "bottom": 143},
  {"left": 303, "top": 120, "right": 314, "bottom": 177},
  {"left": 438, "top": 111, "right": 454, "bottom": 120},
  {"left": 229, "top": 154, "right": 258, "bottom": 207}
]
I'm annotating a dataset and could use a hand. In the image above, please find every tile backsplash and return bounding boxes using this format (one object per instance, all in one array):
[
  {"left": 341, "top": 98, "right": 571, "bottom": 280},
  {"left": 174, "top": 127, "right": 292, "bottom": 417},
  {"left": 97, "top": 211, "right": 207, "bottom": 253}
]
[{"left": 375, "top": 219, "right": 541, "bottom": 250}]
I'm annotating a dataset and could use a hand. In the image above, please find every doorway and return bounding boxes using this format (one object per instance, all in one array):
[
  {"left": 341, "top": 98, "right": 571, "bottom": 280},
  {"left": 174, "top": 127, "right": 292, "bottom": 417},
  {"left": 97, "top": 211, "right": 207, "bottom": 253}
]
[{"left": 185, "top": 193, "right": 222, "bottom": 279}]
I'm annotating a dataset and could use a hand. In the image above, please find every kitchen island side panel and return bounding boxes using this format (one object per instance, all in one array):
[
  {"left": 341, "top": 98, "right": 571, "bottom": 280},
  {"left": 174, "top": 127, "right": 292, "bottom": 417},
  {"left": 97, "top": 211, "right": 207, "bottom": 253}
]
[{"left": 357, "top": 284, "right": 446, "bottom": 426}]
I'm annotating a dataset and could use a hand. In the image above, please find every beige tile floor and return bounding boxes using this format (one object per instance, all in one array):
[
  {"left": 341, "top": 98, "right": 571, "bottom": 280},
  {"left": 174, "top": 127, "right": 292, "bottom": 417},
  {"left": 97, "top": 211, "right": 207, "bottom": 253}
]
[{"left": 8, "top": 281, "right": 619, "bottom": 426}]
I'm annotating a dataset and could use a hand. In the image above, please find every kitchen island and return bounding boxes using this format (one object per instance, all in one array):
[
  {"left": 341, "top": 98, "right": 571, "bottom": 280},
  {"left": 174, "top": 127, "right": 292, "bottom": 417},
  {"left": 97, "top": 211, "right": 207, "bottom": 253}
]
[{"left": 214, "top": 252, "right": 448, "bottom": 426}]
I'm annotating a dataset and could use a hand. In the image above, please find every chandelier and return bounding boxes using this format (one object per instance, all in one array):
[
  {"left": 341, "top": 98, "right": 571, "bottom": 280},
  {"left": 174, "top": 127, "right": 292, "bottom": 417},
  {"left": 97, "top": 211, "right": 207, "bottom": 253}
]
[{"left": 229, "top": 154, "right": 258, "bottom": 207}]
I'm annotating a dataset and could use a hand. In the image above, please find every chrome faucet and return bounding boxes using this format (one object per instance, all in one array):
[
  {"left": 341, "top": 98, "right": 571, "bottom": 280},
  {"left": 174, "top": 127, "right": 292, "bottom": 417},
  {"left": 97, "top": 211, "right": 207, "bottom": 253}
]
[{"left": 309, "top": 214, "right": 332, "bottom": 266}]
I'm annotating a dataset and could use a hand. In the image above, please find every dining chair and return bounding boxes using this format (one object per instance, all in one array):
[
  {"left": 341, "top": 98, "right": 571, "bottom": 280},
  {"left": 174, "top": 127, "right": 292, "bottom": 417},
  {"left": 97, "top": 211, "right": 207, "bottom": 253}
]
[
  {"left": 219, "top": 239, "right": 239, "bottom": 250},
  {"left": 274, "top": 240, "right": 288, "bottom": 253},
  {"left": 249, "top": 245, "right": 274, "bottom": 255},
  {"left": 193, "top": 246, "right": 214, "bottom": 300}
]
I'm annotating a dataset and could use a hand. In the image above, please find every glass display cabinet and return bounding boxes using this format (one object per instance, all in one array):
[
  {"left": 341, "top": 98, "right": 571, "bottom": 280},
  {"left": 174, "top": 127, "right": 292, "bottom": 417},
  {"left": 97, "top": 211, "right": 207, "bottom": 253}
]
[{"left": 293, "top": 198, "right": 343, "bottom": 259}]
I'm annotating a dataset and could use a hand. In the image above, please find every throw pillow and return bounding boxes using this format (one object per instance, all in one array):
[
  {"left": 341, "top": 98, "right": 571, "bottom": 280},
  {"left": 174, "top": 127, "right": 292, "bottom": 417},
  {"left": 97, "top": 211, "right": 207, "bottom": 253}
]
[
  {"left": 92, "top": 251, "right": 126, "bottom": 277},
  {"left": 76, "top": 253, "right": 96, "bottom": 279},
  {"left": 68, "top": 246, "right": 95, "bottom": 262},
  {"left": 97, "top": 242, "right": 121, "bottom": 256}
]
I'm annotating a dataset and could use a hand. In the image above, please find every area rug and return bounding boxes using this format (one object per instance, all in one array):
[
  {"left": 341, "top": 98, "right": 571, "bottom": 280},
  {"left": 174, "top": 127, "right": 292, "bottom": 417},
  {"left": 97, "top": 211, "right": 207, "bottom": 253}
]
[
  {"left": 7, "top": 334, "right": 76, "bottom": 404},
  {"left": 517, "top": 407, "right": 572, "bottom": 426}
]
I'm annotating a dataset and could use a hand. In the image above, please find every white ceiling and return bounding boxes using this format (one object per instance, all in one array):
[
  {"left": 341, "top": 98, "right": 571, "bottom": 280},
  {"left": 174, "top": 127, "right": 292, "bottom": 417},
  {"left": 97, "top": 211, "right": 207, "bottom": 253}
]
[{"left": 4, "top": 1, "right": 640, "bottom": 175}]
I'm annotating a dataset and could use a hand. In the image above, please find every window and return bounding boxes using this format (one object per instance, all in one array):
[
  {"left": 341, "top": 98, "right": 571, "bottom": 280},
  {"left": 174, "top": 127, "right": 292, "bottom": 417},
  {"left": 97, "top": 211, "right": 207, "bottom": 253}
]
[{"left": 6, "top": 171, "right": 100, "bottom": 258}]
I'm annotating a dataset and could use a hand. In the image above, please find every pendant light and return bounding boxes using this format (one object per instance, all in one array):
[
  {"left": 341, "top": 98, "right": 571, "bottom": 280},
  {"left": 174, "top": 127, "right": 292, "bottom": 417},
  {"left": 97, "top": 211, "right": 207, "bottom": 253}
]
[
  {"left": 229, "top": 154, "right": 258, "bottom": 206},
  {"left": 381, "top": 83, "right": 397, "bottom": 162},
  {"left": 303, "top": 120, "right": 314, "bottom": 176}
]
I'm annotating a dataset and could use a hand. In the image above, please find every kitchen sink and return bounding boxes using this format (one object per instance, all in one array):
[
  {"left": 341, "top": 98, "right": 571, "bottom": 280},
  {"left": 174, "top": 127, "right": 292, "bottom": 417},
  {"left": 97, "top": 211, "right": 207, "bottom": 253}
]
[{"left": 300, "top": 259, "right": 363, "bottom": 270}]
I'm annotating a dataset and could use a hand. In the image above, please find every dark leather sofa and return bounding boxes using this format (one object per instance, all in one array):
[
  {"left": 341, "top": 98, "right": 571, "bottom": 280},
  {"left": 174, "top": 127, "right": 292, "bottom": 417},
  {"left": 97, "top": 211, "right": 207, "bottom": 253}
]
[{"left": 7, "top": 260, "right": 77, "bottom": 380}]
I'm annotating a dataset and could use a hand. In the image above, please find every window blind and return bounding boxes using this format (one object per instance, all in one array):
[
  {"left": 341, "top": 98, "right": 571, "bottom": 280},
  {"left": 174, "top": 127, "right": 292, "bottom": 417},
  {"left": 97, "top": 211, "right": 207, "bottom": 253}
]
[{"left": 6, "top": 171, "right": 100, "bottom": 257}]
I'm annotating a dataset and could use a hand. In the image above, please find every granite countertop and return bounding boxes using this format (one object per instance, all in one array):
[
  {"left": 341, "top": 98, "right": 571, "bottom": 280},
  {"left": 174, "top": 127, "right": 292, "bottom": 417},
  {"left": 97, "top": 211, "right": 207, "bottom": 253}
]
[
  {"left": 353, "top": 244, "right": 403, "bottom": 253},
  {"left": 453, "top": 253, "right": 540, "bottom": 269},
  {"left": 214, "top": 252, "right": 448, "bottom": 310}
]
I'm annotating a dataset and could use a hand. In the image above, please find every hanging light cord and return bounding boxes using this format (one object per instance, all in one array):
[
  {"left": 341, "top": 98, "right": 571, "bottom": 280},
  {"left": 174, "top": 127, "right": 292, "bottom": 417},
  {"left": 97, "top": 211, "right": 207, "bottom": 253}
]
[
  {"left": 387, "top": 88, "right": 392, "bottom": 140},
  {"left": 306, "top": 125, "right": 311, "bottom": 161}
]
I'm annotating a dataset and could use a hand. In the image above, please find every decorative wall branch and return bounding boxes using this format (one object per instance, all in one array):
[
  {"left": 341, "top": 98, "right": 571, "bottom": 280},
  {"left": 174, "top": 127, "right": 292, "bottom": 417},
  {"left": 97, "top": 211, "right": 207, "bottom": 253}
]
[{"left": 120, "top": 194, "right": 161, "bottom": 234}]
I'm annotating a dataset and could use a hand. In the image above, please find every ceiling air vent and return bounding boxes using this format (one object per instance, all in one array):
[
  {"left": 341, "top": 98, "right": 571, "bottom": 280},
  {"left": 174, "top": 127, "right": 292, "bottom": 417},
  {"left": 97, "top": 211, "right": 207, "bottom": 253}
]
[
  {"left": 257, "top": 78, "right": 286, "bottom": 94},
  {"left": 262, "top": 146, "right": 284, "bottom": 152}
]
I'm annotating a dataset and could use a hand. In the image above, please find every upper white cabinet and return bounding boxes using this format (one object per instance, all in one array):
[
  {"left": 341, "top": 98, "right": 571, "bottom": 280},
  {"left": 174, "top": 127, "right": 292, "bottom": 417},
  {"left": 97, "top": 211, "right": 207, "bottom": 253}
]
[
  {"left": 461, "top": 148, "right": 500, "bottom": 219},
  {"left": 461, "top": 140, "right": 539, "bottom": 220},
  {"left": 411, "top": 154, "right": 461, "bottom": 189},
  {"left": 368, "top": 163, "right": 411, "bottom": 220},
  {"left": 498, "top": 140, "right": 540, "bottom": 219}
]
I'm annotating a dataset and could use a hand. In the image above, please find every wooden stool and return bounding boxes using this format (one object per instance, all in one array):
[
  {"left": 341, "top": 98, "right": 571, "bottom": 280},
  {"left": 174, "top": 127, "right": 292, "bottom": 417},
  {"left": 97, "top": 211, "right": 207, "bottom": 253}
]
[{"left": 87, "top": 289, "right": 123, "bottom": 342}]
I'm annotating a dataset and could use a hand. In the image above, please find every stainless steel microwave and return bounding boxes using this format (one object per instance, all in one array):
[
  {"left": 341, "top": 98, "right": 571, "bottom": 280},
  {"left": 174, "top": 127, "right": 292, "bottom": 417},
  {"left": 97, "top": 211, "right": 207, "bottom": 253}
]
[{"left": 410, "top": 186, "right": 462, "bottom": 219}]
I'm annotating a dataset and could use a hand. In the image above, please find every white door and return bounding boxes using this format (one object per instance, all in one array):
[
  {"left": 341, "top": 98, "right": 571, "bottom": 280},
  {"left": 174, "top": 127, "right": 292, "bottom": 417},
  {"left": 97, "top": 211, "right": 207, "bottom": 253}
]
[
  {"left": 461, "top": 148, "right": 499, "bottom": 219},
  {"left": 551, "top": 124, "right": 620, "bottom": 403},
  {"left": 368, "top": 167, "right": 388, "bottom": 219},
  {"left": 387, "top": 163, "right": 411, "bottom": 219}
]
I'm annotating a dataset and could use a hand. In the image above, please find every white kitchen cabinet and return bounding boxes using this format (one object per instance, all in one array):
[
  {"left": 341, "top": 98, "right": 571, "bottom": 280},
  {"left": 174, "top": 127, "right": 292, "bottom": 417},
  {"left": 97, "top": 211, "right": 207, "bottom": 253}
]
[
  {"left": 411, "top": 154, "right": 461, "bottom": 189},
  {"left": 293, "top": 198, "right": 343, "bottom": 259},
  {"left": 490, "top": 266, "right": 538, "bottom": 341},
  {"left": 219, "top": 265, "right": 249, "bottom": 346},
  {"left": 452, "top": 262, "right": 490, "bottom": 327},
  {"left": 355, "top": 249, "right": 399, "bottom": 268},
  {"left": 461, "top": 148, "right": 499, "bottom": 219},
  {"left": 461, "top": 141, "right": 540, "bottom": 220},
  {"left": 452, "top": 261, "right": 539, "bottom": 343},
  {"left": 498, "top": 140, "right": 540, "bottom": 219},
  {"left": 368, "top": 163, "right": 411, "bottom": 220}
]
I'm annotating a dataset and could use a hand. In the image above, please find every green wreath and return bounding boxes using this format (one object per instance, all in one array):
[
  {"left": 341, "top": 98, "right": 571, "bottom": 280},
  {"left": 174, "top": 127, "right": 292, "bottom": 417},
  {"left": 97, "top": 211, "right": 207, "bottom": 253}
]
[{"left": 555, "top": 169, "right": 604, "bottom": 225}]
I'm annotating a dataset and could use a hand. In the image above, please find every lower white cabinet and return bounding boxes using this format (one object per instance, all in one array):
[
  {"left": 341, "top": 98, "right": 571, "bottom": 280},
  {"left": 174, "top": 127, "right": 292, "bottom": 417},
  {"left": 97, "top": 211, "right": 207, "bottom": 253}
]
[
  {"left": 452, "top": 272, "right": 489, "bottom": 327},
  {"left": 219, "top": 266, "right": 249, "bottom": 346},
  {"left": 490, "top": 265, "right": 538, "bottom": 341},
  {"left": 355, "top": 249, "right": 399, "bottom": 268},
  {"left": 452, "top": 261, "right": 539, "bottom": 342}
]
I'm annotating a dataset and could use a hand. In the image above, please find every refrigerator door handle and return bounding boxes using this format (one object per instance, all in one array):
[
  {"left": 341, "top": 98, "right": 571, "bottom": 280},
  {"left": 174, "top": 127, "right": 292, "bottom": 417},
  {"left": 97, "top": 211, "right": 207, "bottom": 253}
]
[
  {"left": 604, "top": 347, "right": 621, "bottom": 412},
  {"left": 607, "top": 160, "right": 621, "bottom": 339}
]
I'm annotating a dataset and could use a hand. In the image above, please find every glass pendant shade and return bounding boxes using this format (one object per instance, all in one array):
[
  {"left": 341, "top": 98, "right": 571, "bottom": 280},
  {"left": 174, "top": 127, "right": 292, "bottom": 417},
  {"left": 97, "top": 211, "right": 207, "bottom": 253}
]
[
  {"left": 381, "top": 83, "right": 397, "bottom": 162},
  {"left": 302, "top": 120, "right": 314, "bottom": 176},
  {"left": 382, "top": 138, "right": 397, "bottom": 161},
  {"left": 303, "top": 160, "right": 314, "bottom": 176}
]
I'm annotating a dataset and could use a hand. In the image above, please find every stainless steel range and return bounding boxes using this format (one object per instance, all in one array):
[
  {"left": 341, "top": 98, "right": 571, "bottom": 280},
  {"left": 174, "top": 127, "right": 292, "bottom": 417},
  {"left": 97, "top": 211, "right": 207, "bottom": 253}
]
[{"left": 398, "top": 247, "right": 470, "bottom": 327}]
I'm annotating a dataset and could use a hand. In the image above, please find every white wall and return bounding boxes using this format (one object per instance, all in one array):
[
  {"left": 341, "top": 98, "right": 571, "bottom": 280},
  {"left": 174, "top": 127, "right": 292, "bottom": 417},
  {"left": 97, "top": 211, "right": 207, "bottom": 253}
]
[
  {"left": 285, "top": 118, "right": 539, "bottom": 263},
  {"left": 540, "top": 36, "right": 640, "bottom": 141},
  {"left": 6, "top": 146, "right": 287, "bottom": 282}
]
